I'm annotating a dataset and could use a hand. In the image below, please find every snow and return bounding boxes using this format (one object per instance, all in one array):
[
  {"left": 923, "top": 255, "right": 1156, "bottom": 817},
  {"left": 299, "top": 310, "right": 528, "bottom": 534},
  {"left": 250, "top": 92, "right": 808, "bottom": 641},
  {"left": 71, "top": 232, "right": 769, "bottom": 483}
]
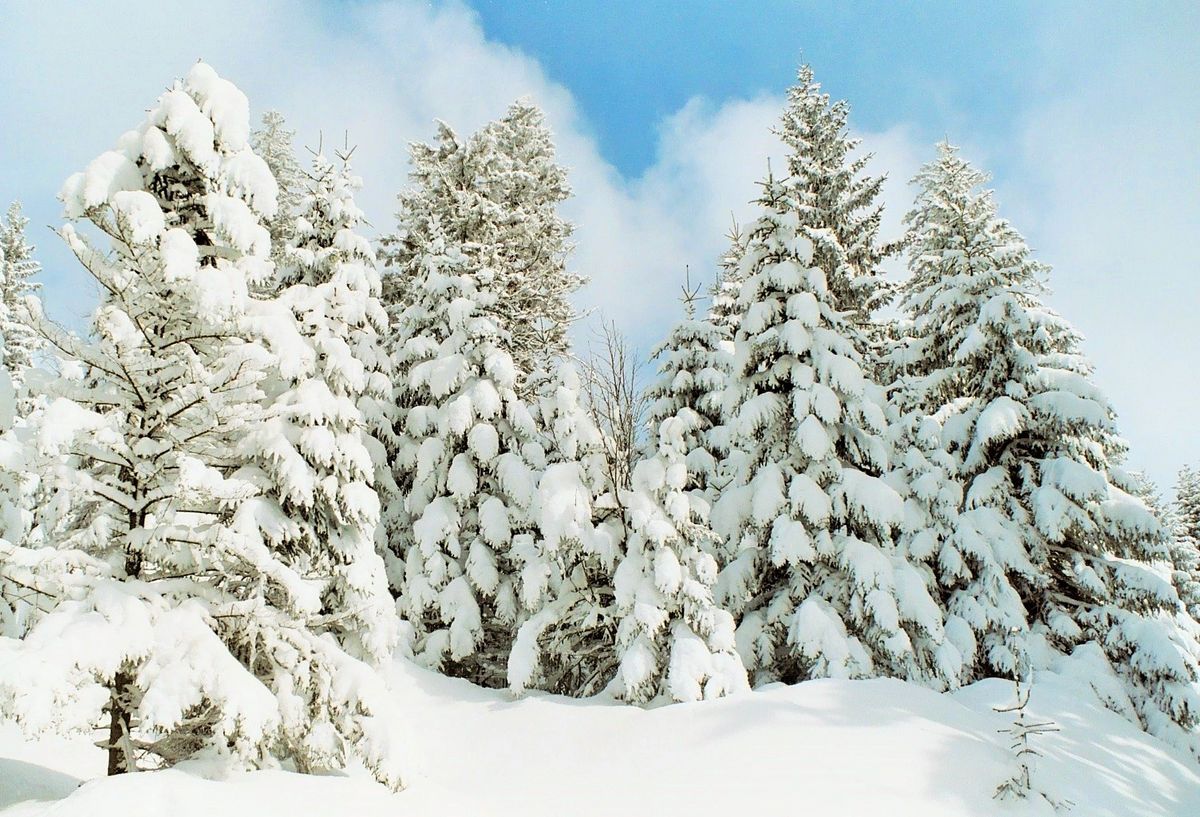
[
  {"left": 59, "top": 152, "right": 142, "bottom": 218},
  {"left": 109, "top": 191, "right": 164, "bottom": 244},
  {"left": 206, "top": 192, "right": 271, "bottom": 256},
  {"left": 973, "top": 395, "right": 1026, "bottom": 450},
  {"left": 3, "top": 658, "right": 1198, "bottom": 817},
  {"left": 153, "top": 89, "right": 218, "bottom": 173},
  {"left": 838, "top": 468, "right": 904, "bottom": 529},
  {"left": 185, "top": 62, "right": 250, "bottom": 151}
]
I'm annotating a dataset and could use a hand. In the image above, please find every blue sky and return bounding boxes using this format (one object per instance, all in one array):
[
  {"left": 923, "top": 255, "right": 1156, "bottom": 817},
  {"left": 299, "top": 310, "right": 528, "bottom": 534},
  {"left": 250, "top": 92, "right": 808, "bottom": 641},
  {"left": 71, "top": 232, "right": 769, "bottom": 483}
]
[
  {"left": 471, "top": 0, "right": 1038, "bottom": 174},
  {"left": 0, "top": 0, "right": 1196, "bottom": 492}
]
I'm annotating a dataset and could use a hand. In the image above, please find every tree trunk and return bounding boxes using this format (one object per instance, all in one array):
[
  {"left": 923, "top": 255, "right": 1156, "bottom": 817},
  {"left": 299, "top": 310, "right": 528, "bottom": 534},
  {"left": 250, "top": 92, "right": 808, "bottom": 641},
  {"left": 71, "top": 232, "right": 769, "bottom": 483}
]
[
  {"left": 106, "top": 669, "right": 133, "bottom": 776},
  {"left": 106, "top": 490, "right": 144, "bottom": 775}
]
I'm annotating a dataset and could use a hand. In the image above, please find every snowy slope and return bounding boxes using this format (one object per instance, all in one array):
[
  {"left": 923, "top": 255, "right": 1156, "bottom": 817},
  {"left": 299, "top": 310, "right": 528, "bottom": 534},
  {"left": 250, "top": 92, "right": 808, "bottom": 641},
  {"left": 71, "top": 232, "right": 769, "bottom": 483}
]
[{"left": 2, "top": 659, "right": 1198, "bottom": 817}]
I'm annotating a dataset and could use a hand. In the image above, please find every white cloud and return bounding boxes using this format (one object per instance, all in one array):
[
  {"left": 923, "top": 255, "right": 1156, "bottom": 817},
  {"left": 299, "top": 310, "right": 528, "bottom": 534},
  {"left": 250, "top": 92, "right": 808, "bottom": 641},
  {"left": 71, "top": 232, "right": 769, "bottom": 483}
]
[{"left": 564, "top": 95, "right": 785, "bottom": 346}]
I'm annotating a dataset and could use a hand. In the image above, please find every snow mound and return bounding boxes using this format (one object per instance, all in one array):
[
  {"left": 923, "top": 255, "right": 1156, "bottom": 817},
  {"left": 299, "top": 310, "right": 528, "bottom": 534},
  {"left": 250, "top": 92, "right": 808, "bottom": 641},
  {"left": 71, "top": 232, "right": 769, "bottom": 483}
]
[{"left": 2, "top": 659, "right": 1198, "bottom": 817}]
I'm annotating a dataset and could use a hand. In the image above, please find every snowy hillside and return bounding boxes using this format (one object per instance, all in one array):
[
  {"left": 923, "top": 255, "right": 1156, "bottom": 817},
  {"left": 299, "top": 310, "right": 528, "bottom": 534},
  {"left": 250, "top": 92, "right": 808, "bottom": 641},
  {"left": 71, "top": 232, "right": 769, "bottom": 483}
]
[{"left": 3, "top": 658, "right": 1198, "bottom": 817}]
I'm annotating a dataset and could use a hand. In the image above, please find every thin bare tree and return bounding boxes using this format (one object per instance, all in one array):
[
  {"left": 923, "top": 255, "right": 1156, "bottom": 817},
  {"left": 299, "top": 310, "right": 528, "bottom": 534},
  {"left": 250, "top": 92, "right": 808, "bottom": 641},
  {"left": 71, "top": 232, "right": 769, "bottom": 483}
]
[{"left": 579, "top": 318, "right": 647, "bottom": 496}]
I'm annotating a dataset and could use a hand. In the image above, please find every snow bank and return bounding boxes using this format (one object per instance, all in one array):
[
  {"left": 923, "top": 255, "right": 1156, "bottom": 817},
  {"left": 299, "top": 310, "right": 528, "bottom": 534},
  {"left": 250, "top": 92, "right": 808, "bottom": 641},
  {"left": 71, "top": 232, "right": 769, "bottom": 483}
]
[{"left": 3, "top": 658, "right": 1199, "bottom": 816}]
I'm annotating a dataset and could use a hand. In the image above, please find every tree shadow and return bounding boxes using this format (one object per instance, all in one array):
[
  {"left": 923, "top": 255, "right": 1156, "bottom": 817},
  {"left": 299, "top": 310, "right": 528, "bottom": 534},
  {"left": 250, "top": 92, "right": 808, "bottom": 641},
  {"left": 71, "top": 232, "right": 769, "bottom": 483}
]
[{"left": 0, "top": 756, "right": 81, "bottom": 809}]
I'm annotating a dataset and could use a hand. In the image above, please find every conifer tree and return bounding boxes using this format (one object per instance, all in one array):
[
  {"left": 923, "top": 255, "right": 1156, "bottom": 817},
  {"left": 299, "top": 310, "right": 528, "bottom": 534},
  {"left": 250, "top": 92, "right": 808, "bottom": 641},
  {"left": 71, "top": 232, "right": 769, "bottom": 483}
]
[
  {"left": 1176, "top": 466, "right": 1200, "bottom": 543},
  {"left": 238, "top": 148, "right": 399, "bottom": 666},
  {"left": 280, "top": 149, "right": 400, "bottom": 528},
  {"left": 482, "top": 102, "right": 582, "bottom": 365},
  {"left": 251, "top": 110, "right": 304, "bottom": 266},
  {"left": 389, "top": 220, "right": 545, "bottom": 685},
  {"left": 610, "top": 437, "right": 749, "bottom": 703},
  {"left": 0, "top": 63, "right": 407, "bottom": 788},
  {"left": 609, "top": 287, "right": 748, "bottom": 702},
  {"left": 1168, "top": 467, "right": 1200, "bottom": 620},
  {"left": 0, "top": 202, "right": 43, "bottom": 386},
  {"left": 506, "top": 361, "right": 617, "bottom": 697},
  {"left": 894, "top": 142, "right": 1199, "bottom": 751},
  {"left": 777, "top": 65, "right": 898, "bottom": 340},
  {"left": 708, "top": 220, "right": 748, "bottom": 336},
  {"left": 712, "top": 171, "right": 950, "bottom": 687},
  {"left": 0, "top": 359, "right": 97, "bottom": 641},
  {"left": 382, "top": 102, "right": 582, "bottom": 379},
  {"left": 644, "top": 279, "right": 732, "bottom": 516},
  {"left": 0, "top": 331, "right": 28, "bottom": 636}
]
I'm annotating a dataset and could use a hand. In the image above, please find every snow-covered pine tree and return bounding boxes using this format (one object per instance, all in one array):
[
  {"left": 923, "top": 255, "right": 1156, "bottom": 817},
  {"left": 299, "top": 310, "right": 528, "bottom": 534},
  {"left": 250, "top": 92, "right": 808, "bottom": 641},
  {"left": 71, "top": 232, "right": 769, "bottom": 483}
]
[
  {"left": 776, "top": 65, "right": 898, "bottom": 345},
  {"left": 383, "top": 110, "right": 607, "bottom": 694},
  {"left": 1167, "top": 466, "right": 1200, "bottom": 620},
  {"left": 1177, "top": 466, "right": 1200, "bottom": 543},
  {"left": 884, "top": 147, "right": 1041, "bottom": 683},
  {"left": 0, "top": 360, "right": 100, "bottom": 642},
  {"left": 505, "top": 360, "right": 617, "bottom": 697},
  {"left": 0, "top": 202, "right": 43, "bottom": 387},
  {"left": 894, "top": 141, "right": 1200, "bottom": 752},
  {"left": 481, "top": 102, "right": 582, "bottom": 367},
  {"left": 279, "top": 149, "right": 400, "bottom": 537},
  {"left": 610, "top": 431, "right": 749, "bottom": 704},
  {"left": 644, "top": 276, "right": 732, "bottom": 519},
  {"left": 711, "top": 170, "right": 951, "bottom": 688},
  {"left": 708, "top": 219, "right": 749, "bottom": 336},
  {"left": 699, "top": 228, "right": 750, "bottom": 529},
  {"left": 608, "top": 287, "right": 748, "bottom": 703},
  {"left": 381, "top": 101, "right": 582, "bottom": 381},
  {"left": 0, "top": 328, "right": 28, "bottom": 636},
  {"left": 0, "top": 63, "right": 407, "bottom": 788},
  {"left": 389, "top": 218, "right": 547, "bottom": 686},
  {"left": 251, "top": 110, "right": 303, "bottom": 267},
  {"left": 236, "top": 147, "right": 399, "bottom": 668}
]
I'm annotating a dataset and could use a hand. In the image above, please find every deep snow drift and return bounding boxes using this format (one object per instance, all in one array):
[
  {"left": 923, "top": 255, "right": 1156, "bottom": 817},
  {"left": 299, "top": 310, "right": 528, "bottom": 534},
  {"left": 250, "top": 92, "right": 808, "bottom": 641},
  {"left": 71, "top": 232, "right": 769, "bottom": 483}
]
[{"left": 2, "top": 659, "right": 1198, "bottom": 817}]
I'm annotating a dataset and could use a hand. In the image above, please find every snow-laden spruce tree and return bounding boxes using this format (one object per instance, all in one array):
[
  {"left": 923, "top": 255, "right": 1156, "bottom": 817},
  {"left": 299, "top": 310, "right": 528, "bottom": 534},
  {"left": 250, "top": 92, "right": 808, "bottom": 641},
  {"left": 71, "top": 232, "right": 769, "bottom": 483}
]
[
  {"left": 505, "top": 361, "right": 617, "bottom": 697},
  {"left": 711, "top": 172, "right": 952, "bottom": 688},
  {"left": 708, "top": 220, "right": 748, "bottom": 336},
  {"left": 883, "top": 409, "right": 1031, "bottom": 688},
  {"left": 505, "top": 340, "right": 748, "bottom": 703},
  {"left": 0, "top": 63, "right": 408, "bottom": 788},
  {"left": 0, "top": 364, "right": 92, "bottom": 641},
  {"left": 893, "top": 141, "right": 1200, "bottom": 751},
  {"left": 278, "top": 149, "right": 400, "bottom": 533},
  {"left": 609, "top": 293, "right": 749, "bottom": 702},
  {"left": 251, "top": 110, "right": 304, "bottom": 267},
  {"left": 0, "top": 329, "right": 30, "bottom": 636},
  {"left": 382, "top": 101, "right": 582, "bottom": 379},
  {"left": 776, "top": 65, "right": 898, "bottom": 344},
  {"left": 0, "top": 202, "right": 43, "bottom": 387},
  {"left": 643, "top": 289, "right": 733, "bottom": 518},
  {"left": 1167, "top": 466, "right": 1200, "bottom": 620},
  {"left": 1177, "top": 466, "right": 1200, "bottom": 543},
  {"left": 389, "top": 218, "right": 548, "bottom": 686},
  {"left": 611, "top": 442, "right": 750, "bottom": 704},
  {"left": 236, "top": 148, "right": 399, "bottom": 668}
]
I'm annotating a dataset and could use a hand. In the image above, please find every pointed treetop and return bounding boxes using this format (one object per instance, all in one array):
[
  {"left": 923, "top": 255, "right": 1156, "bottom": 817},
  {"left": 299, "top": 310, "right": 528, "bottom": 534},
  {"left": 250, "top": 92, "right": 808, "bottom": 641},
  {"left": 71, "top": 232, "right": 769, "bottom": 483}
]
[
  {"left": 679, "top": 265, "right": 703, "bottom": 318},
  {"left": 772, "top": 63, "right": 897, "bottom": 326}
]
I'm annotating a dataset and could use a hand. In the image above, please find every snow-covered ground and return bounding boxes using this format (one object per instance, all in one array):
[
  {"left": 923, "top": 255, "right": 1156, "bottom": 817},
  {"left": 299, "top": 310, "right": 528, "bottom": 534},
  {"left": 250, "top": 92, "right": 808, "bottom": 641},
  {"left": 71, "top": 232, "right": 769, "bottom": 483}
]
[{"left": 2, "top": 660, "right": 1198, "bottom": 817}]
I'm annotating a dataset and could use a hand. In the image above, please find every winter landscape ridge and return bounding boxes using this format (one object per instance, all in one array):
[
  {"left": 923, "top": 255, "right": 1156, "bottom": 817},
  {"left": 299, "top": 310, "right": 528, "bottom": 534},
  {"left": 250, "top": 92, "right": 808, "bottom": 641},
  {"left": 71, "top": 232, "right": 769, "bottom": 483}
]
[
  {"left": 4, "top": 659, "right": 1200, "bottom": 817},
  {"left": 1, "top": 3, "right": 1199, "bottom": 815}
]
